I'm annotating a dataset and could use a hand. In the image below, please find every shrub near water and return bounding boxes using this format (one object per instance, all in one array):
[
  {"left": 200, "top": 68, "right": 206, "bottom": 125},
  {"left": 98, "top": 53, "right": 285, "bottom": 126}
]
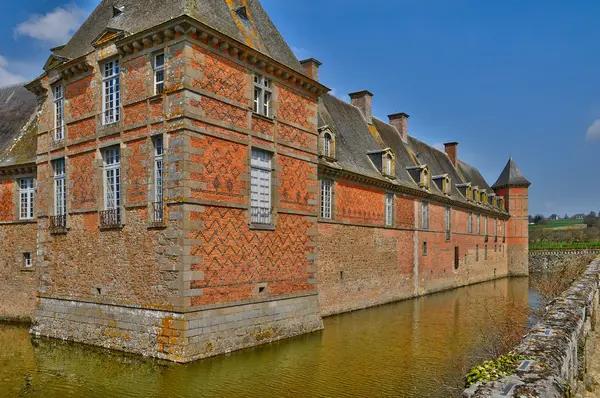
[{"left": 464, "top": 354, "right": 530, "bottom": 388}]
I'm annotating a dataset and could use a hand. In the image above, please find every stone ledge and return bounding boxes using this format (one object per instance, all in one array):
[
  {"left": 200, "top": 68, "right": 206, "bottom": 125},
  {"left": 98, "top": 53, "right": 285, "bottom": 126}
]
[{"left": 464, "top": 256, "right": 600, "bottom": 397}]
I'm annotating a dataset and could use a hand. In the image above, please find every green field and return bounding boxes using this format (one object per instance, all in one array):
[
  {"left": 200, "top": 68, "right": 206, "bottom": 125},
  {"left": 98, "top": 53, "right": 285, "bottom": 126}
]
[
  {"left": 528, "top": 219, "right": 585, "bottom": 230},
  {"left": 529, "top": 241, "right": 600, "bottom": 250}
]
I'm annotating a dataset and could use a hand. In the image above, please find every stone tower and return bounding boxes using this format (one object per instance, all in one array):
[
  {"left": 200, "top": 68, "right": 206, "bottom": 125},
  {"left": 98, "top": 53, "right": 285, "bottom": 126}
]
[{"left": 492, "top": 158, "right": 531, "bottom": 276}]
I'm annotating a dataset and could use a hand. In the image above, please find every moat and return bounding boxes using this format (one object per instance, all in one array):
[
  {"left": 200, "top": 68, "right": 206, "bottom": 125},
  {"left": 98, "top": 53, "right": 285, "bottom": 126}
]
[{"left": 1, "top": 277, "right": 540, "bottom": 397}]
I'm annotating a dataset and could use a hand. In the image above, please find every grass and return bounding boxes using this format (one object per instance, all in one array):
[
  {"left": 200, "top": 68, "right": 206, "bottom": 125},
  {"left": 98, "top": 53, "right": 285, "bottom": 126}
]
[
  {"left": 529, "top": 241, "right": 600, "bottom": 250},
  {"left": 529, "top": 219, "right": 585, "bottom": 230}
]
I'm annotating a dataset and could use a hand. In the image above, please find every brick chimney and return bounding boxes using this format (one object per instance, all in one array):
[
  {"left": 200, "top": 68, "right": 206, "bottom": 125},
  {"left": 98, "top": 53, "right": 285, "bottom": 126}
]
[
  {"left": 444, "top": 142, "right": 458, "bottom": 167},
  {"left": 388, "top": 113, "right": 409, "bottom": 143},
  {"left": 349, "top": 90, "right": 373, "bottom": 124},
  {"left": 300, "top": 58, "right": 322, "bottom": 81}
]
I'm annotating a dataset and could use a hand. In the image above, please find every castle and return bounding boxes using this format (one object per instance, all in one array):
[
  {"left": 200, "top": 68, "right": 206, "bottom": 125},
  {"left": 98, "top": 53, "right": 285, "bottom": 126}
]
[{"left": 0, "top": 0, "right": 530, "bottom": 362}]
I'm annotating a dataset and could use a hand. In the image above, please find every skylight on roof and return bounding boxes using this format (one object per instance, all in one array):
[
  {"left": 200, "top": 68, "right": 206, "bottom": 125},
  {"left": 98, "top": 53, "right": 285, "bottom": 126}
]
[
  {"left": 112, "top": 6, "right": 124, "bottom": 18},
  {"left": 235, "top": 6, "right": 249, "bottom": 21}
]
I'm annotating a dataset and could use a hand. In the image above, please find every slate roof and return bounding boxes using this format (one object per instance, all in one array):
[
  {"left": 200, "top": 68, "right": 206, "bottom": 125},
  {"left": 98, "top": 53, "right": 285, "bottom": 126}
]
[
  {"left": 0, "top": 85, "right": 38, "bottom": 167},
  {"left": 318, "top": 93, "right": 507, "bottom": 213},
  {"left": 54, "top": 0, "right": 304, "bottom": 74},
  {"left": 492, "top": 158, "right": 531, "bottom": 189}
]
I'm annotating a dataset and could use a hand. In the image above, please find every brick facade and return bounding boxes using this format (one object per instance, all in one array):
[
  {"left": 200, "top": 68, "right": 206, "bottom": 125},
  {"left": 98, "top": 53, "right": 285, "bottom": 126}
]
[{"left": 0, "top": 3, "right": 530, "bottom": 362}]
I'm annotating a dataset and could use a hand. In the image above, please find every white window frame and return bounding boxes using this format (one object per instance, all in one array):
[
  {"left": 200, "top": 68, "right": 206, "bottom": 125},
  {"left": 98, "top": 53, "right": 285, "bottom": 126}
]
[
  {"left": 485, "top": 216, "right": 489, "bottom": 236},
  {"left": 385, "top": 193, "right": 394, "bottom": 226},
  {"left": 323, "top": 133, "right": 332, "bottom": 157},
  {"left": 383, "top": 154, "right": 393, "bottom": 175},
  {"left": 253, "top": 74, "right": 272, "bottom": 117},
  {"left": 250, "top": 148, "right": 272, "bottom": 225},
  {"left": 154, "top": 136, "right": 164, "bottom": 204},
  {"left": 24, "top": 253, "right": 32, "bottom": 268},
  {"left": 53, "top": 84, "right": 64, "bottom": 141},
  {"left": 494, "top": 218, "right": 498, "bottom": 239},
  {"left": 445, "top": 206, "right": 451, "bottom": 232},
  {"left": 320, "top": 179, "right": 332, "bottom": 220},
  {"left": 19, "top": 178, "right": 34, "bottom": 220},
  {"left": 421, "top": 201, "right": 429, "bottom": 230},
  {"left": 103, "top": 147, "right": 121, "bottom": 210},
  {"left": 102, "top": 59, "right": 120, "bottom": 125},
  {"left": 468, "top": 212, "right": 473, "bottom": 234},
  {"left": 54, "top": 158, "right": 66, "bottom": 216},
  {"left": 476, "top": 213, "right": 481, "bottom": 234},
  {"left": 154, "top": 53, "right": 165, "bottom": 95}
]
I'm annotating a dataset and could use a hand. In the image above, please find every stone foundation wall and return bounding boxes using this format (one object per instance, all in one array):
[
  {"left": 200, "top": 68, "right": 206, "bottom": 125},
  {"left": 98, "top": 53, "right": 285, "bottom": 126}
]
[
  {"left": 529, "top": 249, "right": 600, "bottom": 273},
  {"left": 31, "top": 294, "right": 322, "bottom": 362},
  {"left": 464, "top": 256, "right": 600, "bottom": 397},
  {"left": 0, "top": 222, "right": 38, "bottom": 321}
]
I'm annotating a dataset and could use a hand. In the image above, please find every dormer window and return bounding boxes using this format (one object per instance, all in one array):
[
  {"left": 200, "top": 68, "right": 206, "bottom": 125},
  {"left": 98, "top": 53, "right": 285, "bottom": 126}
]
[
  {"left": 456, "top": 183, "right": 472, "bottom": 200},
  {"left": 497, "top": 197, "right": 505, "bottom": 210},
  {"left": 433, "top": 174, "right": 451, "bottom": 195},
  {"left": 318, "top": 126, "right": 336, "bottom": 160},
  {"left": 481, "top": 192, "right": 488, "bottom": 204},
  {"left": 253, "top": 74, "right": 272, "bottom": 117},
  {"left": 406, "top": 165, "right": 430, "bottom": 190},
  {"left": 472, "top": 187, "right": 480, "bottom": 203},
  {"left": 368, "top": 148, "right": 395, "bottom": 178}
]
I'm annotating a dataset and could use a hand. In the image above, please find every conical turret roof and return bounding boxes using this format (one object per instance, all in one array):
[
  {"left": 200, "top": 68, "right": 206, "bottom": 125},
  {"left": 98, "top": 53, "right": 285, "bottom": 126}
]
[{"left": 492, "top": 157, "right": 531, "bottom": 189}]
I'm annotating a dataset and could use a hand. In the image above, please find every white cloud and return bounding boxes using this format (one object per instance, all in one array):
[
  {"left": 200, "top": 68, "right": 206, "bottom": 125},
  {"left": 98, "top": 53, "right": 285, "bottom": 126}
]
[
  {"left": 14, "top": 5, "right": 87, "bottom": 45},
  {"left": 586, "top": 119, "right": 600, "bottom": 140},
  {"left": 0, "top": 56, "right": 27, "bottom": 87}
]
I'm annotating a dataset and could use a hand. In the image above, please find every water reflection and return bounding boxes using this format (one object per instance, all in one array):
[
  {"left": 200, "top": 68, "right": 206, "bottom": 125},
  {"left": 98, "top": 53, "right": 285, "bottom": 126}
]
[{"left": 0, "top": 277, "right": 537, "bottom": 398}]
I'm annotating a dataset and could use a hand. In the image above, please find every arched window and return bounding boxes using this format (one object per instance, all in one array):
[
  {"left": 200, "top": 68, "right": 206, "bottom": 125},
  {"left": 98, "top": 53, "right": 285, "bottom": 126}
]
[
  {"left": 421, "top": 168, "right": 429, "bottom": 188},
  {"left": 323, "top": 133, "right": 332, "bottom": 157},
  {"left": 383, "top": 153, "right": 393, "bottom": 175}
]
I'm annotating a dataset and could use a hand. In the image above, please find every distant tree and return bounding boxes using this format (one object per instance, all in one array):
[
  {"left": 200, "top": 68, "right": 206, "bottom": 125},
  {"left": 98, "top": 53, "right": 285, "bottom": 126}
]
[
  {"left": 528, "top": 215, "right": 533, "bottom": 223},
  {"left": 564, "top": 214, "right": 569, "bottom": 220},
  {"left": 533, "top": 214, "right": 545, "bottom": 224},
  {"left": 589, "top": 211, "right": 597, "bottom": 218}
]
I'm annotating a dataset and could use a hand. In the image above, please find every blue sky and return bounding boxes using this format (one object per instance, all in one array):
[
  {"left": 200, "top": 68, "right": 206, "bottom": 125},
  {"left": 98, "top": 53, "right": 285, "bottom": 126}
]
[{"left": 1, "top": 0, "right": 599, "bottom": 216}]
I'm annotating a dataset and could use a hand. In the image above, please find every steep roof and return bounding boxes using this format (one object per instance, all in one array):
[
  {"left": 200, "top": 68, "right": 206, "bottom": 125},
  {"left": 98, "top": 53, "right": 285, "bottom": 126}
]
[
  {"left": 317, "top": 93, "right": 506, "bottom": 214},
  {"left": 0, "top": 85, "right": 38, "bottom": 167},
  {"left": 54, "top": 0, "right": 304, "bottom": 73},
  {"left": 492, "top": 157, "right": 531, "bottom": 189}
]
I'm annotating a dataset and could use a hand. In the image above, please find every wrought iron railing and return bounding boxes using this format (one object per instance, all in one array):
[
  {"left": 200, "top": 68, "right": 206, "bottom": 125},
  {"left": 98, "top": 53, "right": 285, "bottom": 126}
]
[
  {"left": 99, "top": 208, "right": 121, "bottom": 228},
  {"left": 50, "top": 214, "right": 66, "bottom": 231},
  {"left": 251, "top": 206, "right": 271, "bottom": 225},
  {"left": 484, "top": 235, "right": 489, "bottom": 243},
  {"left": 152, "top": 201, "right": 164, "bottom": 225}
]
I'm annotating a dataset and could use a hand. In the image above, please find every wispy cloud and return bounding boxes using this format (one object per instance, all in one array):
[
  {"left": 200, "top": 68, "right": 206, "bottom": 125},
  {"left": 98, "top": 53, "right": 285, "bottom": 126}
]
[
  {"left": 586, "top": 119, "right": 600, "bottom": 140},
  {"left": 0, "top": 56, "right": 27, "bottom": 87},
  {"left": 14, "top": 4, "right": 87, "bottom": 46}
]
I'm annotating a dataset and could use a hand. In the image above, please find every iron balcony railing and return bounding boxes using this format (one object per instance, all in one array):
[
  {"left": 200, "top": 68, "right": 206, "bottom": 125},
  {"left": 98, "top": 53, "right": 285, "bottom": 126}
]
[
  {"left": 50, "top": 214, "right": 66, "bottom": 231},
  {"left": 251, "top": 206, "right": 271, "bottom": 225},
  {"left": 152, "top": 201, "right": 164, "bottom": 225},
  {"left": 484, "top": 235, "right": 489, "bottom": 243},
  {"left": 99, "top": 208, "right": 121, "bottom": 228}
]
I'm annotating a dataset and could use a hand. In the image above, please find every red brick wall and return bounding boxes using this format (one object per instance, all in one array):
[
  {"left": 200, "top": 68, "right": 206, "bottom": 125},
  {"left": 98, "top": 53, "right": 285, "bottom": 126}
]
[
  {"left": 0, "top": 179, "right": 14, "bottom": 221},
  {"left": 278, "top": 154, "right": 315, "bottom": 213},
  {"left": 66, "top": 75, "right": 96, "bottom": 120},
  {"left": 125, "top": 139, "right": 148, "bottom": 204},
  {"left": 69, "top": 152, "right": 97, "bottom": 210},
  {"left": 188, "top": 208, "right": 315, "bottom": 306},
  {"left": 336, "top": 182, "right": 385, "bottom": 225},
  {"left": 191, "top": 46, "right": 247, "bottom": 105}
]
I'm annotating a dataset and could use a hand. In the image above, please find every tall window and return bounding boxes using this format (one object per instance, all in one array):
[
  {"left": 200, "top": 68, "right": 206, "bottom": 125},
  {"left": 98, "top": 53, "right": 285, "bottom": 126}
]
[
  {"left": 250, "top": 149, "right": 272, "bottom": 224},
  {"left": 154, "top": 53, "right": 165, "bottom": 95},
  {"left": 421, "top": 201, "right": 429, "bottom": 229},
  {"left": 102, "top": 60, "right": 120, "bottom": 125},
  {"left": 153, "top": 136, "right": 164, "bottom": 223},
  {"left": 253, "top": 75, "right": 272, "bottom": 117},
  {"left": 323, "top": 133, "right": 332, "bottom": 157},
  {"left": 484, "top": 216, "right": 489, "bottom": 236},
  {"left": 476, "top": 213, "right": 481, "bottom": 234},
  {"left": 53, "top": 158, "right": 66, "bottom": 216},
  {"left": 19, "top": 178, "right": 34, "bottom": 220},
  {"left": 468, "top": 212, "right": 473, "bottom": 234},
  {"left": 445, "top": 206, "right": 451, "bottom": 240},
  {"left": 103, "top": 147, "right": 121, "bottom": 210},
  {"left": 53, "top": 85, "right": 64, "bottom": 141},
  {"left": 321, "top": 180, "right": 332, "bottom": 219},
  {"left": 385, "top": 193, "right": 394, "bottom": 226},
  {"left": 494, "top": 218, "right": 498, "bottom": 239}
]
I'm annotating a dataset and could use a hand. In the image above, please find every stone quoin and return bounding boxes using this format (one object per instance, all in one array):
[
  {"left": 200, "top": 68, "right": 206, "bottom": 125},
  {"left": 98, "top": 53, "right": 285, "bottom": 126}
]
[{"left": 0, "top": 0, "right": 530, "bottom": 362}]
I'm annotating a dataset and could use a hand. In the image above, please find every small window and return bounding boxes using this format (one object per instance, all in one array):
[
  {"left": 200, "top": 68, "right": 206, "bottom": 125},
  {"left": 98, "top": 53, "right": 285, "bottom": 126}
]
[
  {"left": 422, "top": 241, "right": 428, "bottom": 256},
  {"left": 53, "top": 85, "right": 64, "bottom": 141},
  {"left": 102, "top": 59, "right": 120, "bottom": 125},
  {"left": 153, "top": 136, "right": 165, "bottom": 223},
  {"left": 454, "top": 247, "right": 459, "bottom": 269},
  {"left": 385, "top": 193, "right": 393, "bottom": 226},
  {"left": 421, "top": 168, "right": 429, "bottom": 189},
  {"left": 476, "top": 244, "right": 479, "bottom": 261},
  {"left": 383, "top": 153, "right": 393, "bottom": 175},
  {"left": 323, "top": 133, "right": 332, "bottom": 157},
  {"left": 19, "top": 178, "right": 34, "bottom": 220},
  {"left": 253, "top": 75, "right": 272, "bottom": 117},
  {"left": 23, "top": 253, "right": 32, "bottom": 268},
  {"left": 421, "top": 201, "right": 429, "bottom": 230},
  {"left": 445, "top": 206, "right": 451, "bottom": 240},
  {"left": 476, "top": 214, "right": 481, "bottom": 234},
  {"left": 250, "top": 148, "right": 272, "bottom": 224},
  {"left": 154, "top": 53, "right": 165, "bottom": 95},
  {"left": 468, "top": 212, "right": 473, "bottom": 234},
  {"left": 320, "top": 179, "right": 332, "bottom": 219},
  {"left": 485, "top": 245, "right": 488, "bottom": 260}
]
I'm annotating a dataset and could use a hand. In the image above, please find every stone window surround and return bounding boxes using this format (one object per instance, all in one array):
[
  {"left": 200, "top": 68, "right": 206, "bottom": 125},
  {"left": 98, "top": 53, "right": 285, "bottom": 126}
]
[{"left": 318, "top": 125, "right": 336, "bottom": 160}]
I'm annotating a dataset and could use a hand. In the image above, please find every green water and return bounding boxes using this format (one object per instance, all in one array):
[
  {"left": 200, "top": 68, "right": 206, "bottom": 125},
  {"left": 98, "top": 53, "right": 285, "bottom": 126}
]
[{"left": 0, "top": 277, "right": 538, "bottom": 397}]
